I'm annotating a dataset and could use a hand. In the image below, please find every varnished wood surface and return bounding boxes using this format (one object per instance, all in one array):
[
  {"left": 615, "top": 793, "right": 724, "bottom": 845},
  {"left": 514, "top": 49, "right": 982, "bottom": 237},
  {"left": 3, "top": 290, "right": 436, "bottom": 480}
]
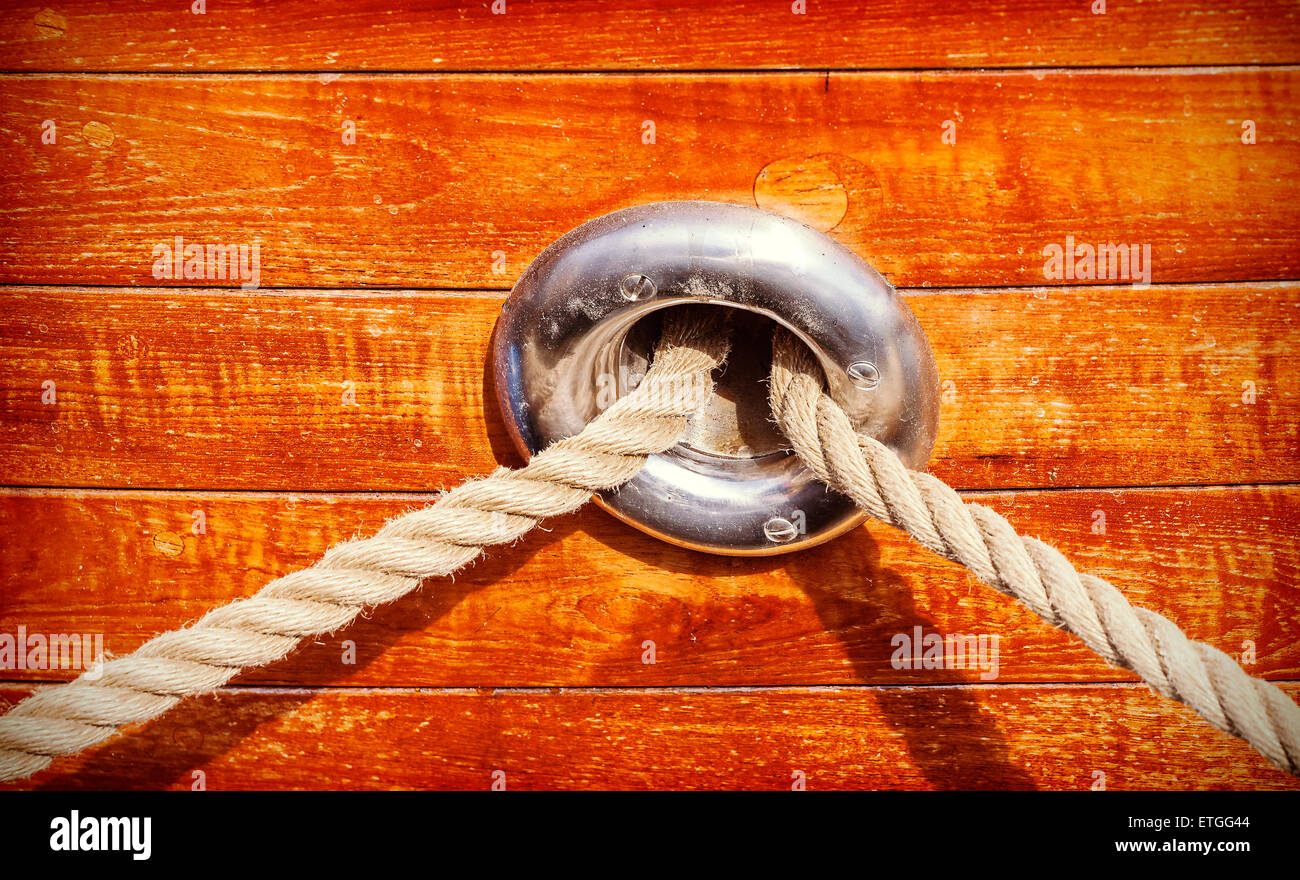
[
  {"left": 1, "top": 70, "right": 1297, "bottom": 288},
  {"left": 3, "top": 683, "right": 1297, "bottom": 790},
  {"left": 1, "top": 1, "right": 1298, "bottom": 71},
  {"left": 0, "top": 484, "right": 1295, "bottom": 687},
  {"left": 0, "top": 11, "right": 1297, "bottom": 790},
  {"left": 0, "top": 284, "right": 1294, "bottom": 491}
]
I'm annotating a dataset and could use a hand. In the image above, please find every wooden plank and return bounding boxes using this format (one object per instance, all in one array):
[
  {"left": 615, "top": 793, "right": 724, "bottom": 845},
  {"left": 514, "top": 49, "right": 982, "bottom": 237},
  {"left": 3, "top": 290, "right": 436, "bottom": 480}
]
[
  {"left": 3, "top": 682, "right": 1297, "bottom": 790},
  {"left": 1, "top": 484, "right": 1294, "bottom": 687},
  {"left": 0, "top": 288, "right": 502, "bottom": 491},
  {"left": 0, "top": 284, "right": 1295, "bottom": 491},
  {"left": 2, "top": 1, "right": 1298, "bottom": 71},
  {"left": 1, "top": 70, "right": 1297, "bottom": 288},
  {"left": 909, "top": 283, "right": 1300, "bottom": 490}
]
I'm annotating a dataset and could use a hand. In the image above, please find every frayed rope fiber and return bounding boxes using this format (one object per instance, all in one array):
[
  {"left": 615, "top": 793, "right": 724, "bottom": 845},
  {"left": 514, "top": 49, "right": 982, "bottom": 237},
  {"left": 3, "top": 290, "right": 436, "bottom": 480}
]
[{"left": 768, "top": 327, "right": 1300, "bottom": 776}]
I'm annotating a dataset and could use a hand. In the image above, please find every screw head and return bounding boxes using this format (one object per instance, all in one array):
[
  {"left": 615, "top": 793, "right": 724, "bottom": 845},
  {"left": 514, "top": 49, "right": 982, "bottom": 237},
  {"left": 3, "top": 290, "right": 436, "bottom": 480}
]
[
  {"left": 846, "top": 361, "right": 880, "bottom": 390},
  {"left": 619, "top": 273, "right": 656, "bottom": 301},
  {"left": 763, "top": 516, "right": 799, "bottom": 544}
]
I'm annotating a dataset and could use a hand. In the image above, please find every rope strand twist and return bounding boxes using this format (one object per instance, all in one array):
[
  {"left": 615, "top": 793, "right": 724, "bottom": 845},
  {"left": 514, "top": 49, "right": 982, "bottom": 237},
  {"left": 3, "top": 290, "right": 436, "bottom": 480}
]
[
  {"left": 2, "top": 315, "right": 1296, "bottom": 782},
  {"left": 768, "top": 327, "right": 1300, "bottom": 775},
  {"left": 0, "top": 312, "right": 730, "bottom": 783}
]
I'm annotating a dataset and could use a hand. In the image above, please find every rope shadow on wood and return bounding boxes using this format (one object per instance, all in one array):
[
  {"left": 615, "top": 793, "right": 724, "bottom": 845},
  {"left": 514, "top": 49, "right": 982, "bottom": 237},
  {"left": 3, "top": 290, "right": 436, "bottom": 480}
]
[
  {"left": 789, "top": 527, "right": 1039, "bottom": 790},
  {"left": 596, "top": 515, "right": 1037, "bottom": 789}
]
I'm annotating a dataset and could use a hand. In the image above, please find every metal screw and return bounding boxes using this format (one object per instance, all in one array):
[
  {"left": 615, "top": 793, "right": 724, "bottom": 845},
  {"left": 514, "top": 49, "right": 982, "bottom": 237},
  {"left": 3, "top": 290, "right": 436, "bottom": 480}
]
[
  {"left": 846, "top": 361, "right": 880, "bottom": 390},
  {"left": 763, "top": 517, "right": 800, "bottom": 544},
  {"left": 619, "top": 273, "right": 656, "bottom": 301}
]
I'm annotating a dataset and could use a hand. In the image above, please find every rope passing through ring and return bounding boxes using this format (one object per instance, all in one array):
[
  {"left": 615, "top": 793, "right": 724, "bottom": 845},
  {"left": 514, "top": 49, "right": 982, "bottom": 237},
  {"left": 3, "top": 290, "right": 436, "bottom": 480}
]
[{"left": 1, "top": 311, "right": 1296, "bottom": 783}]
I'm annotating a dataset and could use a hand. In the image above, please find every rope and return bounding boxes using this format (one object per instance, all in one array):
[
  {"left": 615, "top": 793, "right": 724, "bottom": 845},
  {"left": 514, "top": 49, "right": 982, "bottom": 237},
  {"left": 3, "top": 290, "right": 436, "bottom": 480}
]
[
  {"left": 0, "top": 311, "right": 731, "bottom": 783},
  {"left": 767, "top": 327, "right": 1300, "bottom": 776},
  {"left": 3, "top": 309, "right": 1295, "bottom": 783}
]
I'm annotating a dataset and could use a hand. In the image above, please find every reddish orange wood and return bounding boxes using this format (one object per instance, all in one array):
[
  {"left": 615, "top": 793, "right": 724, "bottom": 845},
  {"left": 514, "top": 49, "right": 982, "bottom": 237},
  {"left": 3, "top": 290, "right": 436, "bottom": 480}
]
[
  {"left": 3, "top": 682, "right": 1296, "bottom": 790},
  {"left": 0, "top": 71, "right": 1297, "bottom": 288},
  {"left": 0, "top": 21, "right": 1297, "bottom": 792},
  {"left": 0, "top": 484, "right": 1294, "bottom": 687},
  {"left": 0, "top": 285, "right": 1295, "bottom": 491},
  {"left": 1, "top": 1, "right": 1297, "bottom": 71}
]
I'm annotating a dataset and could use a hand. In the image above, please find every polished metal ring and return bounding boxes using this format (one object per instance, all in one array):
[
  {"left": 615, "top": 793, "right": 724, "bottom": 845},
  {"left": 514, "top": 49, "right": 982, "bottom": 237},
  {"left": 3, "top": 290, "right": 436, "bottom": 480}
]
[{"left": 491, "top": 201, "right": 939, "bottom": 556}]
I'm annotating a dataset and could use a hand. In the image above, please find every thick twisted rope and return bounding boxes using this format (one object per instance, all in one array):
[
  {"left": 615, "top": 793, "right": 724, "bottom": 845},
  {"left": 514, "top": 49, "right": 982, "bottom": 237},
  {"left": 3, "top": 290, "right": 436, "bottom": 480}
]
[
  {"left": 3, "top": 309, "right": 1294, "bottom": 783},
  {"left": 0, "top": 311, "right": 730, "bottom": 783},
  {"left": 768, "top": 327, "right": 1300, "bottom": 776}
]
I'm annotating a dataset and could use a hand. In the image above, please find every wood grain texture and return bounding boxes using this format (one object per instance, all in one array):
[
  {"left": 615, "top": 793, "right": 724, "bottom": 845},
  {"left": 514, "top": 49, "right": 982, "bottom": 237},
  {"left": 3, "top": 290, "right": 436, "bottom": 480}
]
[
  {"left": 1, "top": 18, "right": 1297, "bottom": 791},
  {"left": 3, "top": 682, "right": 1297, "bottom": 790},
  {"left": 1, "top": 1, "right": 1298, "bottom": 71},
  {"left": 0, "top": 284, "right": 1295, "bottom": 491},
  {"left": 1, "top": 70, "right": 1297, "bottom": 288},
  {"left": 0, "top": 484, "right": 1295, "bottom": 687}
]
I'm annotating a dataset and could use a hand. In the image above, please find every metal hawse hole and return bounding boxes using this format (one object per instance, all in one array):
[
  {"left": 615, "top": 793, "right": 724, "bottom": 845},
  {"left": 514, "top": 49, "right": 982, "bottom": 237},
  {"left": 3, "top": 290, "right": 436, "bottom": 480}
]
[{"left": 491, "top": 201, "right": 939, "bottom": 556}]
